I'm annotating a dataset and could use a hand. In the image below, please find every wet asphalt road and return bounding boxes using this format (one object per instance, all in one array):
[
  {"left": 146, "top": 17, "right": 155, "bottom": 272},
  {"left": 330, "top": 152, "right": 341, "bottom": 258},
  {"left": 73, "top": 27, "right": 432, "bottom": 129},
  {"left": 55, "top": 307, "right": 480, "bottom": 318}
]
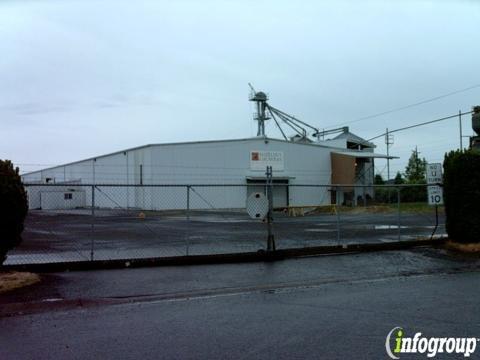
[{"left": 1, "top": 248, "right": 479, "bottom": 359}]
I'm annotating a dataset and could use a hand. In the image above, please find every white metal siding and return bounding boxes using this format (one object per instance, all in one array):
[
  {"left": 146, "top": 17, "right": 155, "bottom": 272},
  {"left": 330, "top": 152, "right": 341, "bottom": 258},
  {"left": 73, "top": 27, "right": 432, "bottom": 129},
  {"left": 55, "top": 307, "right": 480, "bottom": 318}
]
[
  {"left": 40, "top": 191, "right": 86, "bottom": 210},
  {"left": 22, "top": 138, "right": 335, "bottom": 210}
]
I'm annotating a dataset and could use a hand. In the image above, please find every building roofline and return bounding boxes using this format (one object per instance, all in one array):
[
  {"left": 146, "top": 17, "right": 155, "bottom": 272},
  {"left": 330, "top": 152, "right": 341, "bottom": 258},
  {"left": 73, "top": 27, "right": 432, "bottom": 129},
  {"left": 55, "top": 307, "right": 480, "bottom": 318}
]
[
  {"left": 331, "top": 131, "right": 376, "bottom": 148},
  {"left": 21, "top": 136, "right": 370, "bottom": 177}
]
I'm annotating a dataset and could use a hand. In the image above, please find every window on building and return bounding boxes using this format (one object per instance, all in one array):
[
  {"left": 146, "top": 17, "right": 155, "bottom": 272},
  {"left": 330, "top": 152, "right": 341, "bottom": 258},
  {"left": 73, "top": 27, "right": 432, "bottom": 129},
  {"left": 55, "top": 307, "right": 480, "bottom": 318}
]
[{"left": 64, "top": 193, "right": 73, "bottom": 200}]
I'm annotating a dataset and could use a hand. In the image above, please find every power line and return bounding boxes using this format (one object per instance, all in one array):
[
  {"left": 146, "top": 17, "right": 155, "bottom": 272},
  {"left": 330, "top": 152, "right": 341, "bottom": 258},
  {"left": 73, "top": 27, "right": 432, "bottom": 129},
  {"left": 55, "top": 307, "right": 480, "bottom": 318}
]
[
  {"left": 324, "top": 83, "right": 480, "bottom": 129},
  {"left": 385, "top": 138, "right": 460, "bottom": 152},
  {"left": 367, "top": 110, "right": 473, "bottom": 142}
]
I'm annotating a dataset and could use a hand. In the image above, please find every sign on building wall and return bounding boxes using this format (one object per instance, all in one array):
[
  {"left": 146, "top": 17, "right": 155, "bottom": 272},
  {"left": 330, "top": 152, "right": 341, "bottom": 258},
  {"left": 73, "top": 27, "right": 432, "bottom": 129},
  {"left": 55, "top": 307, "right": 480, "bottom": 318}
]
[
  {"left": 250, "top": 151, "right": 284, "bottom": 171},
  {"left": 426, "top": 163, "right": 444, "bottom": 206}
]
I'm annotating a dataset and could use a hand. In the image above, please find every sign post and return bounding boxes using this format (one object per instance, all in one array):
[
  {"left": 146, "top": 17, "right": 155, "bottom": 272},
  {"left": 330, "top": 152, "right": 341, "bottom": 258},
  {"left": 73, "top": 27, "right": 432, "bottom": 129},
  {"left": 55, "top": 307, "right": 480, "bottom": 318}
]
[
  {"left": 426, "top": 163, "right": 443, "bottom": 239},
  {"left": 426, "top": 163, "right": 444, "bottom": 206},
  {"left": 245, "top": 167, "right": 275, "bottom": 252},
  {"left": 265, "top": 166, "right": 276, "bottom": 251}
]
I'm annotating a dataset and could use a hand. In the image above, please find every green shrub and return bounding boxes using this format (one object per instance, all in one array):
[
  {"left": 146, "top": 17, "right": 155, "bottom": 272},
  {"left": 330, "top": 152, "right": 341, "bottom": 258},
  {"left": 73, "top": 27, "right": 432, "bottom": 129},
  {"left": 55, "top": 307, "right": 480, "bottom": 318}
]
[
  {"left": 443, "top": 150, "right": 480, "bottom": 243},
  {"left": 0, "top": 160, "right": 28, "bottom": 264},
  {"left": 401, "top": 179, "right": 427, "bottom": 203},
  {"left": 373, "top": 173, "right": 401, "bottom": 204},
  {"left": 374, "top": 188, "right": 397, "bottom": 204}
]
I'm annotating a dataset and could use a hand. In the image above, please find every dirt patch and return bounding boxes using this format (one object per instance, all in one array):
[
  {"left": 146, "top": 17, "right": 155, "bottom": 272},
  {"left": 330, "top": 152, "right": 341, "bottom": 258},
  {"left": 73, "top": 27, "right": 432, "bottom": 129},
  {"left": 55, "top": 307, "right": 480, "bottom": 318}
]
[
  {"left": 0, "top": 272, "right": 40, "bottom": 294},
  {"left": 445, "top": 240, "right": 480, "bottom": 254},
  {"left": 290, "top": 205, "right": 410, "bottom": 216}
]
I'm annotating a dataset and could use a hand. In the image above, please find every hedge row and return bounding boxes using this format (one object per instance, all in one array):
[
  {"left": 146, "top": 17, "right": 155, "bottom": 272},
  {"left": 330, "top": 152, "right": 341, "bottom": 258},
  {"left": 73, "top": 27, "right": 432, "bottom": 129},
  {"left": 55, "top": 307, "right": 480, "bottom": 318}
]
[
  {"left": 0, "top": 160, "right": 28, "bottom": 264},
  {"left": 443, "top": 150, "right": 480, "bottom": 243}
]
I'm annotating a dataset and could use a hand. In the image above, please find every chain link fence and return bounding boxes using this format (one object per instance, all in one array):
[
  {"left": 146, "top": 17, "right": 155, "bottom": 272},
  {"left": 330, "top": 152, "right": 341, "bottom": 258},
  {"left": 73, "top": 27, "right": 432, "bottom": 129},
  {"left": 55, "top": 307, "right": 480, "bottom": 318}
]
[{"left": 4, "top": 183, "right": 445, "bottom": 265}]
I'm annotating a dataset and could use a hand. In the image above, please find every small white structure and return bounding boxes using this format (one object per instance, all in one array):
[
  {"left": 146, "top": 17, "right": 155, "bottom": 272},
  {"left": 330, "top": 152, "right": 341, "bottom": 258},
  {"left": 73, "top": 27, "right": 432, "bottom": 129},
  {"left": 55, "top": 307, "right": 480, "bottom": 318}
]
[
  {"left": 25, "top": 183, "right": 86, "bottom": 210},
  {"left": 39, "top": 191, "right": 86, "bottom": 210},
  {"left": 22, "top": 135, "right": 393, "bottom": 210}
]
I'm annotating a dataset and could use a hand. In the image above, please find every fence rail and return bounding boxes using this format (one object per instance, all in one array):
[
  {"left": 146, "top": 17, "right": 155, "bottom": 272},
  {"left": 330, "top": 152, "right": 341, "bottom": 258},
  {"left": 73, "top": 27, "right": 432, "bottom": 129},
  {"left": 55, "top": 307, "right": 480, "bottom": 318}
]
[{"left": 4, "top": 183, "right": 445, "bottom": 265}]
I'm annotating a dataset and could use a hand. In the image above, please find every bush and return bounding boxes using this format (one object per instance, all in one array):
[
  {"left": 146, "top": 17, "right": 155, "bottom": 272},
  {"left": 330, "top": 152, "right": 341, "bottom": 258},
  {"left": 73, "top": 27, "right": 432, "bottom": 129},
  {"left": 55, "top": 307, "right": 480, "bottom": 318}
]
[
  {"left": 443, "top": 150, "right": 480, "bottom": 243},
  {"left": 401, "top": 179, "right": 427, "bottom": 203},
  {"left": 373, "top": 173, "right": 402, "bottom": 204},
  {"left": 0, "top": 160, "right": 28, "bottom": 264},
  {"left": 374, "top": 188, "right": 397, "bottom": 204}
]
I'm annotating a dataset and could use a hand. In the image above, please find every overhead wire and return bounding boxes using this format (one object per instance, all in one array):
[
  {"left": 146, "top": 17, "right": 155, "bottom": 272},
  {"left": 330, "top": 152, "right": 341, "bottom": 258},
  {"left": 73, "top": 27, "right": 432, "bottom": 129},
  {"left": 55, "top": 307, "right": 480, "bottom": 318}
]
[
  {"left": 367, "top": 110, "right": 473, "bottom": 142},
  {"left": 322, "top": 83, "right": 480, "bottom": 130}
]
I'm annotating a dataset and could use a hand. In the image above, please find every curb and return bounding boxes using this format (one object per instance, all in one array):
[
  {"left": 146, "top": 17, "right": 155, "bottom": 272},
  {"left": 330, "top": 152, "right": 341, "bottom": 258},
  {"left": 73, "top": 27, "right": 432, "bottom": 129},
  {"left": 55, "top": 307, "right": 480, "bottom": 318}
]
[{"left": 1, "top": 238, "right": 446, "bottom": 273}]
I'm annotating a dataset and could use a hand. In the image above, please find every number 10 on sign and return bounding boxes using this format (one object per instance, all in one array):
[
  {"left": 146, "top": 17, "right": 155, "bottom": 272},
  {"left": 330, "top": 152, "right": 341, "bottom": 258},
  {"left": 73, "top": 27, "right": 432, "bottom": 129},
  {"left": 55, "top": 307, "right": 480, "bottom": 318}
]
[
  {"left": 428, "top": 185, "right": 444, "bottom": 205},
  {"left": 426, "top": 163, "right": 444, "bottom": 206}
]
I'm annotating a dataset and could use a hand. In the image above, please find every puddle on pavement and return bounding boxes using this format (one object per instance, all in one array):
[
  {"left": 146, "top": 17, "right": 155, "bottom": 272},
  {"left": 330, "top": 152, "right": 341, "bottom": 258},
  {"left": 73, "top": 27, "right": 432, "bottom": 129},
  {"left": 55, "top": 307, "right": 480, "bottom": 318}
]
[
  {"left": 195, "top": 218, "right": 251, "bottom": 223},
  {"left": 374, "top": 225, "right": 409, "bottom": 230},
  {"left": 309, "top": 224, "right": 435, "bottom": 231},
  {"left": 164, "top": 216, "right": 251, "bottom": 223}
]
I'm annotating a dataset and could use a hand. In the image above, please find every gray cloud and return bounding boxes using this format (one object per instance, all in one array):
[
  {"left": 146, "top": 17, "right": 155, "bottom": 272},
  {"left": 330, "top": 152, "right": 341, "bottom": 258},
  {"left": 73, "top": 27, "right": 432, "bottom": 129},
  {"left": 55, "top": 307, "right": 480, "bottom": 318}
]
[
  {"left": 0, "top": 102, "right": 72, "bottom": 115},
  {"left": 0, "top": 0, "right": 479, "bottom": 176}
]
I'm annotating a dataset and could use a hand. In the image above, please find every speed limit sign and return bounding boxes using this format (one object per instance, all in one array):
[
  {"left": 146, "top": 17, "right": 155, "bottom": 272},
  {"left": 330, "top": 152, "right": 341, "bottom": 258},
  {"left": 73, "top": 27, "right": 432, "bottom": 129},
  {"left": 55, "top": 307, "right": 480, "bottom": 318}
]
[
  {"left": 426, "top": 163, "right": 444, "bottom": 206},
  {"left": 428, "top": 185, "right": 444, "bottom": 205}
]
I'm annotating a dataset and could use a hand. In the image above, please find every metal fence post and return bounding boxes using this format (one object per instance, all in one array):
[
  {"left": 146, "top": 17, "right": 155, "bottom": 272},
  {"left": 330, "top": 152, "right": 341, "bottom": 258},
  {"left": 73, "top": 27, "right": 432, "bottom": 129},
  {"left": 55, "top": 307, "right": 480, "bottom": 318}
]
[
  {"left": 186, "top": 185, "right": 190, "bottom": 256},
  {"left": 335, "top": 186, "right": 340, "bottom": 244},
  {"left": 397, "top": 187, "right": 401, "bottom": 241},
  {"left": 266, "top": 166, "right": 275, "bottom": 251},
  {"left": 90, "top": 185, "right": 95, "bottom": 261},
  {"left": 186, "top": 185, "right": 190, "bottom": 221}
]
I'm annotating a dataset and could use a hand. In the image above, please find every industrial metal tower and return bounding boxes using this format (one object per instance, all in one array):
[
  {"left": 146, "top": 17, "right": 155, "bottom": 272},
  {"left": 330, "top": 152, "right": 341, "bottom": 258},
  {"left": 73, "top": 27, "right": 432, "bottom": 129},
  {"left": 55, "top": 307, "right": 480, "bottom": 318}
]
[{"left": 249, "top": 84, "right": 270, "bottom": 137}]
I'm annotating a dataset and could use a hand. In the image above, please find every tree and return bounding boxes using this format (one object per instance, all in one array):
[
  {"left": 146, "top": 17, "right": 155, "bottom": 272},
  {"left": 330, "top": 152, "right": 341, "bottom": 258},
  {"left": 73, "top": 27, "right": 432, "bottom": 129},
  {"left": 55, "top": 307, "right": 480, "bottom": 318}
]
[
  {"left": 402, "top": 149, "right": 427, "bottom": 202},
  {"left": 0, "top": 160, "right": 28, "bottom": 264},
  {"left": 374, "top": 174, "right": 385, "bottom": 185},
  {"left": 405, "top": 148, "right": 427, "bottom": 183},
  {"left": 394, "top": 172, "right": 404, "bottom": 184}
]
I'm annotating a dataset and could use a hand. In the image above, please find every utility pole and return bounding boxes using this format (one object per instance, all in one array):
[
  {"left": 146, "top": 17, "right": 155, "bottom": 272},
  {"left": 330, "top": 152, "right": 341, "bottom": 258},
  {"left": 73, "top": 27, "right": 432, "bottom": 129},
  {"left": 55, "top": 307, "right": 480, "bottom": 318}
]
[
  {"left": 415, "top": 146, "right": 418, "bottom": 175},
  {"left": 459, "top": 110, "right": 463, "bottom": 150},
  {"left": 385, "top": 128, "right": 394, "bottom": 181},
  {"left": 386, "top": 128, "right": 390, "bottom": 181}
]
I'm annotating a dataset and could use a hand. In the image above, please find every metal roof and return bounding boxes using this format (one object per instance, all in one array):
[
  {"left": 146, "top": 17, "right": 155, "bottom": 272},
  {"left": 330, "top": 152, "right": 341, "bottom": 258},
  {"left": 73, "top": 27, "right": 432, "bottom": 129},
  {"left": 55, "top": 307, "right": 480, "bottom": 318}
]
[
  {"left": 21, "top": 136, "right": 384, "bottom": 177},
  {"left": 332, "top": 131, "right": 376, "bottom": 148},
  {"left": 331, "top": 150, "right": 398, "bottom": 159}
]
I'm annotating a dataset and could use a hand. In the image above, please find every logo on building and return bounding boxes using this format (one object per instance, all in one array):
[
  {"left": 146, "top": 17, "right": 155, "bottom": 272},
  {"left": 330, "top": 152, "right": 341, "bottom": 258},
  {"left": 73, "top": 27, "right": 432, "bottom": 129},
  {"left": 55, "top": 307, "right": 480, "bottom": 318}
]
[
  {"left": 385, "top": 327, "right": 478, "bottom": 359},
  {"left": 250, "top": 151, "right": 284, "bottom": 171}
]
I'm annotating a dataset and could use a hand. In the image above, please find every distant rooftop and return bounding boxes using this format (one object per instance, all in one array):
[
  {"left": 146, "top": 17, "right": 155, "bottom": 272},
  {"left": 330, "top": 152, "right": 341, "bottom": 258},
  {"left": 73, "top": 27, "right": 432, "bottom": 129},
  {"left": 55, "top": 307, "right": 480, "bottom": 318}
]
[{"left": 332, "top": 131, "right": 375, "bottom": 149}]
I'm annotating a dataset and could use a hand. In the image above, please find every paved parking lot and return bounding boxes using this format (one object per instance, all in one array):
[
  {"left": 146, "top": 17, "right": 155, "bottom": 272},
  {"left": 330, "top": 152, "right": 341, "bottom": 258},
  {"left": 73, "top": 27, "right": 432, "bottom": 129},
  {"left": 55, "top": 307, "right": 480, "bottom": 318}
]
[{"left": 6, "top": 208, "right": 445, "bottom": 264}]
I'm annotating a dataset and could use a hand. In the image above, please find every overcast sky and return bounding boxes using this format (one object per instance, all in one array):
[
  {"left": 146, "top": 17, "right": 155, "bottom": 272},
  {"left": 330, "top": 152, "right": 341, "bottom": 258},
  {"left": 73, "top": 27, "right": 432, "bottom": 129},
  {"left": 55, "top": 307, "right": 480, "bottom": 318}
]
[{"left": 1, "top": 0, "right": 479, "bottom": 178}]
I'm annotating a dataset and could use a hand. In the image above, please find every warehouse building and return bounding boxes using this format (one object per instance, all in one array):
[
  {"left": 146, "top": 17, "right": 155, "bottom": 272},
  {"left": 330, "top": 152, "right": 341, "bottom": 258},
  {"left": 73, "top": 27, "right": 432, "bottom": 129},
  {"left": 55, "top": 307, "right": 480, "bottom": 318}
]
[
  {"left": 21, "top": 91, "right": 394, "bottom": 210},
  {"left": 22, "top": 134, "right": 391, "bottom": 210}
]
